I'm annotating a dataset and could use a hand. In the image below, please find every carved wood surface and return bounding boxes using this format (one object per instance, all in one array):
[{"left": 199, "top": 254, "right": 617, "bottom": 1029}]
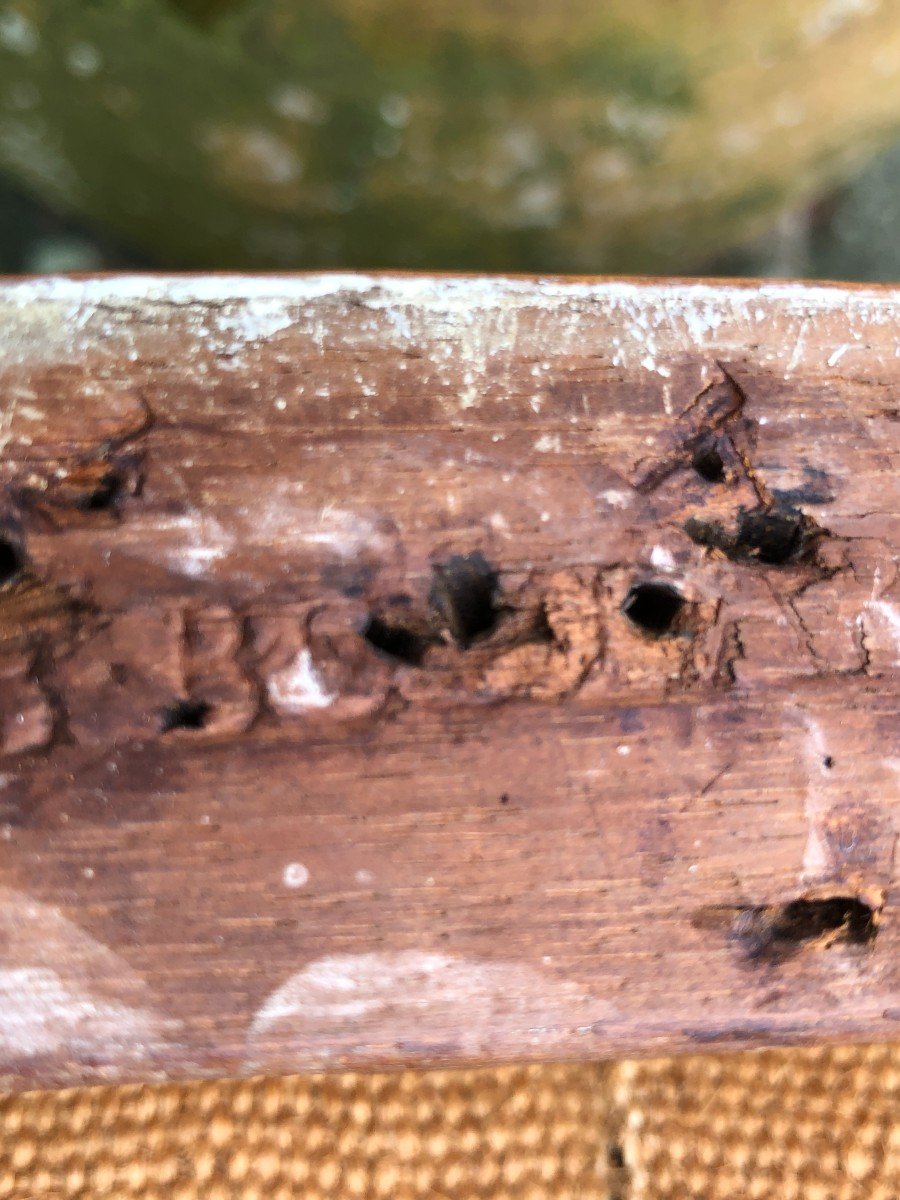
[{"left": 0, "top": 274, "right": 898, "bottom": 1091}]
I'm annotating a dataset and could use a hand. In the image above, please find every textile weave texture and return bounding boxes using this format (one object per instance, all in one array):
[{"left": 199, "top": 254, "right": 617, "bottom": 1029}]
[{"left": 1, "top": 1044, "right": 898, "bottom": 1199}]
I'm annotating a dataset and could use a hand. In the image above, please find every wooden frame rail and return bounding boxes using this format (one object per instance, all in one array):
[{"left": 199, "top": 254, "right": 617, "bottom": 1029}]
[{"left": 0, "top": 274, "right": 897, "bottom": 1090}]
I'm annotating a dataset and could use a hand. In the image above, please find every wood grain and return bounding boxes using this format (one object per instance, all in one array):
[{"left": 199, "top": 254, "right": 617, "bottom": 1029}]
[{"left": 0, "top": 273, "right": 898, "bottom": 1091}]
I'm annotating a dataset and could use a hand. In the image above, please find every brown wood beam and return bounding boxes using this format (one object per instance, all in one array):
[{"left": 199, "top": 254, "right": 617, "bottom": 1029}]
[{"left": 0, "top": 274, "right": 898, "bottom": 1091}]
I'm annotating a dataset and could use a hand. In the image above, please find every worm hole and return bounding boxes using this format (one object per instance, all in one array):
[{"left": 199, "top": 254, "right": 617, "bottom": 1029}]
[
  {"left": 622, "top": 581, "right": 684, "bottom": 636},
  {"left": 0, "top": 539, "right": 23, "bottom": 586},
  {"left": 430, "top": 552, "right": 499, "bottom": 648},
  {"left": 159, "top": 698, "right": 212, "bottom": 733}
]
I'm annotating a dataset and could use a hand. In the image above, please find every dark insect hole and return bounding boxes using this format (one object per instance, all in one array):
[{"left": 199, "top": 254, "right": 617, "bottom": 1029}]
[
  {"left": 775, "top": 897, "right": 876, "bottom": 945},
  {"left": 159, "top": 698, "right": 212, "bottom": 733},
  {"left": 735, "top": 507, "right": 805, "bottom": 564},
  {"left": 0, "top": 539, "right": 23, "bottom": 586},
  {"left": 362, "top": 615, "right": 428, "bottom": 666},
  {"left": 622, "top": 581, "right": 684, "bottom": 636},
  {"left": 685, "top": 505, "right": 809, "bottom": 566},
  {"left": 430, "top": 551, "right": 499, "bottom": 648},
  {"left": 80, "top": 469, "right": 124, "bottom": 512},
  {"left": 691, "top": 438, "right": 726, "bottom": 483},
  {"left": 733, "top": 896, "right": 876, "bottom": 960}
]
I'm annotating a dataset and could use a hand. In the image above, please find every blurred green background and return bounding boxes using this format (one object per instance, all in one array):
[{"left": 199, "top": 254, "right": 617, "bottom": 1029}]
[{"left": 3, "top": 0, "right": 900, "bottom": 280}]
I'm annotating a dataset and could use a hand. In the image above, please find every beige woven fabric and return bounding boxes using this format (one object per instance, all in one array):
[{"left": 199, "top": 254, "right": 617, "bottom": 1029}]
[{"left": 1, "top": 1045, "right": 897, "bottom": 1199}]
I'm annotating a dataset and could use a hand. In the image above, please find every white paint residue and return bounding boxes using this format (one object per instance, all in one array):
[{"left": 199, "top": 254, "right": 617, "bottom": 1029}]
[
  {"left": 827, "top": 343, "right": 850, "bottom": 367},
  {"left": 253, "top": 952, "right": 453, "bottom": 1029},
  {"left": 215, "top": 298, "right": 295, "bottom": 343},
  {"left": 0, "top": 274, "right": 371, "bottom": 319},
  {"left": 283, "top": 863, "right": 310, "bottom": 889},
  {"left": 3, "top": 273, "right": 898, "bottom": 321},
  {"left": 650, "top": 546, "right": 675, "bottom": 571},
  {"left": 151, "top": 499, "right": 391, "bottom": 582},
  {"left": 0, "top": 388, "right": 18, "bottom": 458},
  {"left": 785, "top": 316, "right": 810, "bottom": 375},
  {"left": 803, "top": 819, "right": 831, "bottom": 878},
  {"left": 153, "top": 513, "right": 234, "bottom": 580},
  {"left": 0, "top": 889, "right": 175, "bottom": 1066},
  {"left": 7, "top": 273, "right": 900, "bottom": 395},
  {"left": 292, "top": 506, "right": 391, "bottom": 558},
  {"left": 178, "top": 545, "right": 228, "bottom": 577},
  {"left": 0, "top": 968, "right": 161, "bottom": 1060},
  {"left": 871, "top": 565, "right": 882, "bottom": 600},
  {"left": 641, "top": 355, "right": 671, "bottom": 378},
  {"left": 533, "top": 433, "right": 562, "bottom": 453},
  {"left": 267, "top": 649, "right": 335, "bottom": 713},
  {"left": 868, "top": 599, "right": 900, "bottom": 664},
  {"left": 679, "top": 299, "right": 724, "bottom": 345},
  {"left": 600, "top": 490, "right": 632, "bottom": 509},
  {"left": 459, "top": 368, "right": 479, "bottom": 410},
  {"left": 247, "top": 951, "right": 609, "bottom": 1065}
]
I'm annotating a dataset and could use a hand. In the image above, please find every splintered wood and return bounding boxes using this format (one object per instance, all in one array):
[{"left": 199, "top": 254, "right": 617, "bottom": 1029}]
[{"left": 0, "top": 275, "right": 897, "bottom": 1091}]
